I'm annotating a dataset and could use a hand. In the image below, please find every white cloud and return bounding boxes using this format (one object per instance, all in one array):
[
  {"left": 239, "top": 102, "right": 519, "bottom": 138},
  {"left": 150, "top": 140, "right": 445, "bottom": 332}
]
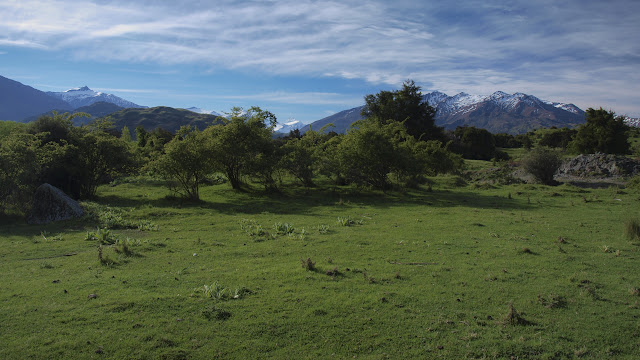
[{"left": 0, "top": 0, "right": 638, "bottom": 115}]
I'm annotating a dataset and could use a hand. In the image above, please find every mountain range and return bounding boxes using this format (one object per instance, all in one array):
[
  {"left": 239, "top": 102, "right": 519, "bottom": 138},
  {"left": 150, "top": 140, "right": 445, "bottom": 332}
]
[
  {"left": 2, "top": 75, "right": 638, "bottom": 134},
  {"left": 0, "top": 75, "right": 72, "bottom": 120},
  {"left": 303, "top": 91, "right": 589, "bottom": 135},
  {"left": 46, "top": 86, "right": 145, "bottom": 109}
]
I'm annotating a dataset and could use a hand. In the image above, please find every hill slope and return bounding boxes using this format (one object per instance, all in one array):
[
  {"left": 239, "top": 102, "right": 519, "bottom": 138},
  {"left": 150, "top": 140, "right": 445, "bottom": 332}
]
[
  {"left": 106, "top": 106, "right": 225, "bottom": 133},
  {"left": 0, "top": 75, "right": 73, "bottom": 120},
  {"left": 23, "top": 101, "right": 126, "bottom": 125}
]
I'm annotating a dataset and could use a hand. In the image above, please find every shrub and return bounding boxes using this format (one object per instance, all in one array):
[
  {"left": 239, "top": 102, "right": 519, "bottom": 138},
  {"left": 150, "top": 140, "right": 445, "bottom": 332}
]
[
  {"left": 625, "top": 218, "right": 640, "bottom": 242},
  {"left": 522, "top": 147, "right": 562, "bottom": 185}
]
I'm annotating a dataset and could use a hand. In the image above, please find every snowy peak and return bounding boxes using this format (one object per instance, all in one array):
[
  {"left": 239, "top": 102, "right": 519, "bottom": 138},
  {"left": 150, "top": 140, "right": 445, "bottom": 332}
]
[
  {"left": 274, "top": 118, "right": 304, "bottom": 133},
  {"left": 184, "top": 107, "right": 224, "bottom": 117},
  {"left": 47, "top": 86, "right": 145, "bottom": 109},
  {"left": 420, "top": 90, "right": 586, "bottom": 134}
]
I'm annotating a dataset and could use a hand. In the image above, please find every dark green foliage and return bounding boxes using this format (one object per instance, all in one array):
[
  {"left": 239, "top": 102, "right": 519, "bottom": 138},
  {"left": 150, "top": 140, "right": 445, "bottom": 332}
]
[
  {"left": 151, "top": 126, "right": 215, "bottom": 201},
  {"left": 522, "top": 147, "right": 562, "bottom": 185},
  {"left": 493, "top": 133, "right": 522, "bottom": 148},
  {"left": 362, "top": 80, "right": 444, "bottom": 141},
  {"left": 452, "top": 126, "right": 496, "bottom": 160},
  {"left": 538, "top": 127, "right": 577, "bottom": 150},
  {"left": 515, "top": 133, "right": 533, "bottom": 150},
  {"left": 135, "top": 126, "right": 148, "bottom": 147},
  {"left": 205, "top": 107, "right": 278, "bottom": 191},
  {"left": 571, "top": 108, "right": 630, "bottom": 154},
  {"left": 336, "top": 121, "right": 402, "bottom": 189},
  {"left": 280, "top": 131, "right": 318, "bottom": 187}
]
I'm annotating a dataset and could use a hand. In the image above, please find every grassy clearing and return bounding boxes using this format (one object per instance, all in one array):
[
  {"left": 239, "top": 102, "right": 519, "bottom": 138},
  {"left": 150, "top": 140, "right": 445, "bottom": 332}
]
[{"left": 1, "top": 176, "right": 640, "bottom": 358}]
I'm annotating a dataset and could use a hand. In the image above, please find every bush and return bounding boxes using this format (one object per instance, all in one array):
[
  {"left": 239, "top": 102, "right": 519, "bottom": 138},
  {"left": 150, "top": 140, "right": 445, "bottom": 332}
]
[
  {"left": 522, "top": 147, "right": 562, "bottom": 185},
  {"left": 625, "top": 218, "right": 640, "bottom": 242}
]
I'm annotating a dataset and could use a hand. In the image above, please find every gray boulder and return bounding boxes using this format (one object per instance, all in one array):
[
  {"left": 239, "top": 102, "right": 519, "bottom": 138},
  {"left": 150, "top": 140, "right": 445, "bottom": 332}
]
[
  {"left": 557, "top": 153, "right": 640, "bottom": 178},
  {"left": 28, "top": 183, "right": 84, "bottom": 224}
]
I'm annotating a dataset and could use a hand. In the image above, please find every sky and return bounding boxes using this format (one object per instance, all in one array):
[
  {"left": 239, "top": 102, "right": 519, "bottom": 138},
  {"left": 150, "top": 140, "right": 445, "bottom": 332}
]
[{"left": 1, "top": 0, "right": 639, "bottom": 123}]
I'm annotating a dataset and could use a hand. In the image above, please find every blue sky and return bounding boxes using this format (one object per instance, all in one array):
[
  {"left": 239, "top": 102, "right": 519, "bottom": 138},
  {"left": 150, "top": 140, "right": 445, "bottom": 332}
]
[{"left": 1, "top": 0, "right": 639, "bottom": 122}]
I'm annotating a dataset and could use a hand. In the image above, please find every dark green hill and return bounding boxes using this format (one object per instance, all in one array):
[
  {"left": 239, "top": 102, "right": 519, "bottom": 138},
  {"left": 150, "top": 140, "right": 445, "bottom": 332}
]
[
  {"left": 107, "top": 106, "right": 225, "bottom": 133},
  {"left": 23, "top": 101, "right": 125, "bottom": 125}
]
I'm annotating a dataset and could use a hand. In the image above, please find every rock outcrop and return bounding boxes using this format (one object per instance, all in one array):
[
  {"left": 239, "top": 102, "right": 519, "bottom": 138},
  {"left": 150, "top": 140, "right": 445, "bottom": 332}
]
[
  {"left": 28, "top": 184, "right": 83, "bottom": 224},
  {"left": 557, "top": 153, "right": 640, "bottom": 178}
]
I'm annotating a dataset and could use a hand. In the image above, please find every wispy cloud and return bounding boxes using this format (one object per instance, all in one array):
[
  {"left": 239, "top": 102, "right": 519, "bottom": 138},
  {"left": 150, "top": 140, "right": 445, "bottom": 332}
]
[{"left": 1, "top": 0, "right": 638, "bottom": 114}]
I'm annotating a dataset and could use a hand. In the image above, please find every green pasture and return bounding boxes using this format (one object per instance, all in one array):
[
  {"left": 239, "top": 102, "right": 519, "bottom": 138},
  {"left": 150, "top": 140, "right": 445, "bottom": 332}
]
[{"left": 1, "top": 176, "right": 640, "bottom": 359}]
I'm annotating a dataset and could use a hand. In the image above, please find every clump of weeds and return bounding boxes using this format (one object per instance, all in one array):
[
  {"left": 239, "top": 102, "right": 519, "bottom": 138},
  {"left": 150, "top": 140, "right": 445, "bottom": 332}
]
[
  {"left": 501, "top": 301, "right": 532, "bottom": 326},
  {"left": 625, "top": 218, "right": 640, "bottom": 243},
  {"left": 201, "top": 305, "right": 231, "bottom": 321},
  {"left": 301, "top": 258, "right": 316, "bottom": 271},
  {"left": 325, "top": 267, "right": 342, "bottom": 279},
  {"left": 537, "top": 293, "right": 566, "bottom": 308}
]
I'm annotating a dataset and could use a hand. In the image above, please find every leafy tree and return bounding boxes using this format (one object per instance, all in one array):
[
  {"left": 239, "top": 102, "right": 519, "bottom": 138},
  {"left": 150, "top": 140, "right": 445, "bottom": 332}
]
[
  {"left": 121, "top": 125, "right": 133, "bottom": 143},
  {"left": 570, "top": 108, "right": 630, "bottom": 154},
  {"left": 362, "top": 80, "right": 444, "bottom": 141},
  {"left": 522, "top": 147, "right": 562, "bottom": 185},
  {"left": 280, "top": 132, "right": 317, "bottom": 187},
  {"left": 152, "top": 127, "right": 214, "bottom": 200},
  {"left": 135, "top": 126, "right": 148, "bottom": 147},
  {"left": 537, "top": 127, "right": 576, "bottom": 150},
  {"left": 494, "top": 133, "right": 522, "bottom": 148},
  {"left": 336, "top": 121, "right": 400, "bottom": 189},
  {"left": 452, "top": 126, "right": 496, "bottom": 160},
  {"left": 205, "top": 107, "right": 278, "bottom": 190},
  {"left": 77, "top": 130, "right": 136, "bottom": 198}
]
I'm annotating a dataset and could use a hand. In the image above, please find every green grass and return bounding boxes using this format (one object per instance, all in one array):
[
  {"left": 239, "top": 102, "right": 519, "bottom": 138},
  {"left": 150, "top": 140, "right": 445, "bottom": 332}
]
[{"left": 2, "top": 176, "right": 640, "bottom": 358}]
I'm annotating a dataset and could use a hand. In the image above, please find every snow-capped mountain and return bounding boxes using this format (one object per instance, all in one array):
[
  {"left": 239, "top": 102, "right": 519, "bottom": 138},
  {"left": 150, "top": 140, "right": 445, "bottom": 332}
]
[
  {"left": 274, "top": 118, "right": 304, "bottom": 133},
  {"left": 306, "top": 90, "right": 587, "bottom": 135},
  {"left": 184, "top": 107, "right": 224, "bottom": 117},
  {"left": 623, "top": 116, "right": 640, "bottom": 128},
  {"left": 421, "top": 90, "right": 586, "bottom": 134},
  {"left": 47, "top": 86, "right": 145, "bottom": 109}
]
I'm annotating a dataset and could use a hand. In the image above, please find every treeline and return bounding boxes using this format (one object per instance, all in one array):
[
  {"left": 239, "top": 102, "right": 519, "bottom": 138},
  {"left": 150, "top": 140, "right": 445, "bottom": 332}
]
[{"left": 0, "top": 80, "right": 635, "bottom": 216}]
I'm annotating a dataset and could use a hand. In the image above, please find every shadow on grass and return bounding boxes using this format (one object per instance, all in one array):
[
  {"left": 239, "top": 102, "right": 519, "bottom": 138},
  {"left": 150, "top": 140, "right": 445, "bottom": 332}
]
[{"left": 92, "top": 183, "right": 532, "bottom": 216}]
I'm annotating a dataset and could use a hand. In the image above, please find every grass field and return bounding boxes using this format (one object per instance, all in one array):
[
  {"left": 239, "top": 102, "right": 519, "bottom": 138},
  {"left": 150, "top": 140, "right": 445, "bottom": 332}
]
[{"left": 1, "top": 175, "right": 640, "bottom": 359}]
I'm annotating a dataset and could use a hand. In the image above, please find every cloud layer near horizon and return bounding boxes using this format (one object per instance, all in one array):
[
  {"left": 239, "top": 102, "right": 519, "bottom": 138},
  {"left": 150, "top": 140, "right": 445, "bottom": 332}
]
[{"left": 1, "top": 0, "right": 639, "bottom": 115}]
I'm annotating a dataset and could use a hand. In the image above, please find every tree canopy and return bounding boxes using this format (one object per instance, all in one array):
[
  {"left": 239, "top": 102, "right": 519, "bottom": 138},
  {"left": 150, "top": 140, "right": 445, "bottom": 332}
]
[
  {"left": 570, "top": 108, "right": 630, "bottom": 154},
  {"left": 361, "top": 80, "right": 444, "bottom": 141}
]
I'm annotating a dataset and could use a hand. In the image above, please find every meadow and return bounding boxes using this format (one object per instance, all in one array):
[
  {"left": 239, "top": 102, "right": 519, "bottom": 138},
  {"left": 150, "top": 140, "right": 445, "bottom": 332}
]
[{"left": 1, "top": 173, "right": 640, "bottom": 359}]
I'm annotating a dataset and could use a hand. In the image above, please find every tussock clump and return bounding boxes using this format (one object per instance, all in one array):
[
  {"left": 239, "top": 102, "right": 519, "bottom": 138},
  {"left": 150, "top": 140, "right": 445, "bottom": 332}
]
[
  {"left": 502, "top": 301, "right": 531, "bottom": 326},
  {"left": 624, "top": 218, "right": 640, "bottom": 242},
  {"left": 325, "top": 267, "right": 341, "bottom": 278},
  {"left": 301, "top": 258, "right": 316, "bottom": 271},
  {"left": 537, "top": 293, "right": 566, "bottom": 308}
]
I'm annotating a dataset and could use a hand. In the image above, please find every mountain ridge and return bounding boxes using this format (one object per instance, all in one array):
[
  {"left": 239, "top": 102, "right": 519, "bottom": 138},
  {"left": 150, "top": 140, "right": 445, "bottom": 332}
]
[
  {"left": 0, "top": 75, "right": 73, "bottom": 120},
  {"left": 47, "top": 86, "right": 145, "bottom": 109},
  {"left": 304, "top": 91, "right": 587, "bottom": 135}
]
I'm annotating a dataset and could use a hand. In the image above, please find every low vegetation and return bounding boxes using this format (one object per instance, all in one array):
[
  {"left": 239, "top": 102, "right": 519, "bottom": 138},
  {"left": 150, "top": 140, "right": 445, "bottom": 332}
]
[{"left": 1, "top": 81, "right": 639, "bottom": 358}]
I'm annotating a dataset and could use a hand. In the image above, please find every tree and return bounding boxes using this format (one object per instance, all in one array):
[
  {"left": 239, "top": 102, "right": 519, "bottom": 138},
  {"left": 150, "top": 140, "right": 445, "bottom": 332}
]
[
  {"left": 280, "top": 132, "right": 317, "bottom": 187},
  {"left": 77, "top": 130, "right": 136, "bottom": 198},
  {"left": 452, "top": 126, "right": 496, "bottom": 160},
  {"left": 570, "top": 108, "right": 630, "bottom": 154},
  {"left": 362, "top": 80, "right": 444, "bottom": 141},
  {"left": 121, "top": 125, "right": 133, "bottom": 143},
  {"left": 205, "top": 107, "right": 278, "bottom": 190},
  {"left": 336, "top": 121, "right": 400, "bottom": 189},
  {"left": 537, "top": 127, "right": 576, "bottom": 150},
  {"left": 522, "top": 147, "right": 562, "bottom": 185},
  {"left": 152, "top": 127, "right": 215, "bottom": 200}
]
